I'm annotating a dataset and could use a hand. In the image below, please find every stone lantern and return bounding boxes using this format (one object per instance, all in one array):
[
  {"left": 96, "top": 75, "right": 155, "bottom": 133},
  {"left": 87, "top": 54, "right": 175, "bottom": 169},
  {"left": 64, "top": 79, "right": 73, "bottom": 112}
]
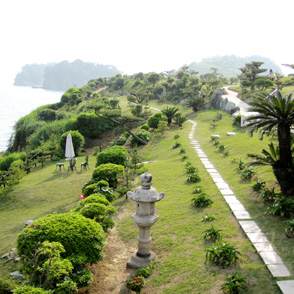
[{"left": 127, "top": 172, "right": 164, "bottom": 268}]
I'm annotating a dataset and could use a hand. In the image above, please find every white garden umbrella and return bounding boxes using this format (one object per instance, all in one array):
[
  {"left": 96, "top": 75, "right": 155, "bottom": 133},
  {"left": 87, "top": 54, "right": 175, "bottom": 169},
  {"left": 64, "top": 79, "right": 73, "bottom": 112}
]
[{"left": 65, "top": 132, "right": 75, "bottom": 160}]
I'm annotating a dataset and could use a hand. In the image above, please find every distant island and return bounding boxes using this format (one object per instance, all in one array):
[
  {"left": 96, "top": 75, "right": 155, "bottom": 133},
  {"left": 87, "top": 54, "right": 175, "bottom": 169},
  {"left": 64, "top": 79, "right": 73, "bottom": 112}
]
[
  {"left": 185, "top": 55, "right": 282, "bottom": 77},
  {"left": 14, "top": 59, "right": 122, "bottom": 91}
]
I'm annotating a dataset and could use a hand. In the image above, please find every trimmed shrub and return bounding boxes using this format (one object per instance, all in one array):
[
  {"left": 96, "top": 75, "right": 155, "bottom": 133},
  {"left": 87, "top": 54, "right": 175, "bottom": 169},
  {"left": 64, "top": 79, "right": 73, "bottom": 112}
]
[
  {"left": 0, "top": 152, "right": 26, "bottom": 171},
  {"left": 37, "top": 109, "right": 56, "bottom": 122},
  {"left": 147, "top": 113, "right": 162, "bottom": 129},
  {"left": 96, "top": 146, "right": 128, "bottom": 167},
  {"left": 76, "top": 194, "right": 110, "bottom": 210},
  {"left": 80, "top": 203, "right": 116, "bottom": 231},
  {"left": 59, "top": 130, "right": 85, "bottom": 157},
  {"left": 140, "top": 123, "right": 149, "bottom": 131},
  {"left": 92, "top": 163, "right": 124, "bottom": 187},
  {"left": 17, "top": 212, "right": 106, "bottom": 271}
]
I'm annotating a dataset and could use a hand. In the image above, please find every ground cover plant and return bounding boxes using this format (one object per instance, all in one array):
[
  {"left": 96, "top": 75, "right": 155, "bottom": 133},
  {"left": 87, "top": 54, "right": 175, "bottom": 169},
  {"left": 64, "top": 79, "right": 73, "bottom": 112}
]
[
  {"left": 193, "top": 109, "right": 294, "bottom": 276},
  {"left": 114, "top": 118, "right": 281, "bottom": 293}
]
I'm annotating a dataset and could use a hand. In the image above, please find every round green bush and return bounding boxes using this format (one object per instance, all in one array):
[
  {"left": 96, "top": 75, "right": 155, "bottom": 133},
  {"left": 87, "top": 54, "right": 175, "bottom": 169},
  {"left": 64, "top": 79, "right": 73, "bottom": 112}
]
[
  {"left": 147, "top": 113, "right": 162, "bottom": 129},
  {"left": 96, "top": 146, "right": 128, "bottom": 167},
  {"left": 17, "top": 213, "right": 105, "bottom": 271},
  {"left": 37, "top": 109, "right": 56, "bottom": 122},
  {"left": 140, "top": 123, "right": 149, "bottom": 131},
  {"left": 92, "top": 163, "right": 124, "bottom": 187},
  {"left": 76, "top": 194, "right": 110, "bottom": 210},
  {"left": 83, "top": 183, "right": 99, "bottom": 197},
  {"left": 59, "top": 130, "right": 85, "bottom": 157}
]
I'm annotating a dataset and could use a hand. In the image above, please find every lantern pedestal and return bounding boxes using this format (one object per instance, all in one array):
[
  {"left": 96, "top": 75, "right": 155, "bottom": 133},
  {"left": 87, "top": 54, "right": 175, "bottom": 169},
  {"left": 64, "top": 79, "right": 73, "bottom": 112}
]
[{"left": 126, "top": 172, "right": 164, "bottom": 269}]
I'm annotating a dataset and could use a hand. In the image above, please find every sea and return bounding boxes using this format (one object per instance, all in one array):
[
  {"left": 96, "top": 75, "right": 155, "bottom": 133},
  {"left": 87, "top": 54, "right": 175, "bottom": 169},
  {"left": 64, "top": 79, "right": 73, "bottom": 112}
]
[{"left": 0, "top": 84, "right": 63, "bottom": 152}]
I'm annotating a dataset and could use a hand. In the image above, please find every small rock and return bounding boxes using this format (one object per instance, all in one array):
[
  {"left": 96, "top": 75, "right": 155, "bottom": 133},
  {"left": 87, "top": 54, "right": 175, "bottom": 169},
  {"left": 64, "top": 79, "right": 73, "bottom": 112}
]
[
  {"left": 9, "top": 271, "right": 23, "bottom": 280},
  {"left": 227, "top": 132, "right": 236, "bottom": 136}
]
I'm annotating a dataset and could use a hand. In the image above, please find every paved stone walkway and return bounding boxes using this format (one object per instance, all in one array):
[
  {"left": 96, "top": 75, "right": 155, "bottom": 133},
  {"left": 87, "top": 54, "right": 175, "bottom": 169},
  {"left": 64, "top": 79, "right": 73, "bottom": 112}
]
[{"left": 188, "top": 120, "right": 294, "bottom": 294}]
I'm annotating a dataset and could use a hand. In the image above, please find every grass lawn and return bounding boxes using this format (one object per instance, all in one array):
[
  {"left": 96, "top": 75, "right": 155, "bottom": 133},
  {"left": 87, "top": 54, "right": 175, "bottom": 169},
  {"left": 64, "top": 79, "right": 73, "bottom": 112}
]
[
  {"left": 114, "top": 111, "right": 290, "bottom": 293},
  {"left": 0, "top": 152, "right": 95, "bottom": 276}
]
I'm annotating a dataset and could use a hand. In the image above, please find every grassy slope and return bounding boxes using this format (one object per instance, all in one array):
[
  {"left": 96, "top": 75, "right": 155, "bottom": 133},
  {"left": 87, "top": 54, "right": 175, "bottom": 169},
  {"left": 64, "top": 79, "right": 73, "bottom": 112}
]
[
  {"left": 115, "top": 114, "right": 285, "bottom": 293},
  {"left": 0, "top": 153, "right": 95, "bottom": 275}
]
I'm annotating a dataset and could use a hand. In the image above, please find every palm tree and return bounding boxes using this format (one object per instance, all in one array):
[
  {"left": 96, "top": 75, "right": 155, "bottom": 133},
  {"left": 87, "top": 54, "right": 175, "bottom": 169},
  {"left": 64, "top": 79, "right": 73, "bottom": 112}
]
[
  {"left": 161, "top": 106, "right": 179, "bottom": 125},
  {"left": 246, "top": 91, "right": 294, "bottom": 196}
]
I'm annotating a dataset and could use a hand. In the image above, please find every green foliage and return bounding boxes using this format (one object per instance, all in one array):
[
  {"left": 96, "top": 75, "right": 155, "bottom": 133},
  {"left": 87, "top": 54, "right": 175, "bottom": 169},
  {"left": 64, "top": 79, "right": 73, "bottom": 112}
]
[
  {"left": 0, "top": 152, "right": 26, "bottom": 171},
  {"left": 202, "top": 214, "right": 216, "bottom": 222},
  {"left": 172, "top": 141, "right": 181, "bottom": 149},
  {"left": 186, "top": 165, "right": 198, "bottom": 174},
  {"left": 155, "top": 120, "right": 169, "bottom": 135},
  {"left": 234, "top": 115, "right": 241, "bottom": 126},
  {"left": 115, "top": 132, "right": 130, "bottom": 146},
  {"left": 140, "top": 123, "right": 149, "bottom": 131},
  {"left": 130, "top": 129, "right": 151, "bottom": 147},
  {"left": 126, "top": 276, "right": 145, "bottom": 293},
  {"left": 59, "top": 130, "right": 85, "bottom": 157},
  {"left": 71, "top": 268, "right": 93, "bottom": 287},
  {"left": 37, "top": 109, "right": 56, "bottom": 122},
  {"left": 203, "top": 225, "right": 222, "bottom": 242},
  {"left": 220, "top": 273, "right": 247, "bottom": 294},
  {"left": 260, "top": 187, "right": 277, "bottom": 202},
  {"left": 96, "top": 146, "right": 128, "bottom": 167},
  {"left": 92, "top": 163, "right": 124, "bottom": 187},
  {"left": 187, "top": 173, "right": 201, "bottom": 183},
  {"left": 17, "top": 212, "right": 106, "bottom": 271},
  {"left": 251, "top": 179, "right": 265, "bottom": 191},
  {"left": 13, "top": 286, "right": 53, "bottom": 294},
  {"left": 174, "top": 113, "right": 187, "bottom": 127},
  {"left": 174, "top": 134, "right": 180, "bottom": 139},
  {"left": 0, "top": 278, "right": 19, "bottom": 294},
  {"left": 80, "top": 203, "right": 116, "bottom": 231},
  {"left": 134, "top": 261, "right": 158, "bottom": 278},
  {"left": 191, "top": 193, "right": 213, "bottom": 207},
  {"left": 76, "top": 194, "right": 110, "bottom": 209},
  {"left": 65, "top": 113, "right": 115, "bottom": 139},
  {"left": 193, "top": 184, "right": 203, "bottom": 194},
  {"left": 205, "top": 243, "right": 241, "bottom": 268},
  {"left": 285, "top": 220, "right": 294, "bottom": 238},
  {"left": 240, "top": 167, "right": 257, "bottom": 180},
  {"left": 265, "top": 197, "right": 294, "bottom": 218},
  {"left": 231, "top": 158, "right": 246, "bottom": 171},
  {"left": 147, "top": 113, "right": 162, "bottom": 129},
  {"left": 161, "top": 106, "right": 179, "bottom": 124}
]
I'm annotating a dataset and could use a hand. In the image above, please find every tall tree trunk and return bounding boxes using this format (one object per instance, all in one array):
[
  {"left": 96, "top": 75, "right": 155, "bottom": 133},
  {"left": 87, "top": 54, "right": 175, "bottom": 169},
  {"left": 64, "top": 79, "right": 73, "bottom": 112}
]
[{"left": 278, "top": 124, "right": 292, "bottom": 168}]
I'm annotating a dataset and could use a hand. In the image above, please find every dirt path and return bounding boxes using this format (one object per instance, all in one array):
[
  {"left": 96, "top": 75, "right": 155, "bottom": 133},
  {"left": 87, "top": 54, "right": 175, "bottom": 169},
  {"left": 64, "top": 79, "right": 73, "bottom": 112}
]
[{"left": 79, "top": 227, "right": 136, "bottom": 294}]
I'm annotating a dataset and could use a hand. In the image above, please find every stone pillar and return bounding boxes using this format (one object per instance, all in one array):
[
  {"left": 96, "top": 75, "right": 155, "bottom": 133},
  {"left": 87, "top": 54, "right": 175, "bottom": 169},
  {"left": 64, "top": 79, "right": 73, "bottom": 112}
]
[{"left": 126, "top": 172, "right": 164, "bottom": 268}]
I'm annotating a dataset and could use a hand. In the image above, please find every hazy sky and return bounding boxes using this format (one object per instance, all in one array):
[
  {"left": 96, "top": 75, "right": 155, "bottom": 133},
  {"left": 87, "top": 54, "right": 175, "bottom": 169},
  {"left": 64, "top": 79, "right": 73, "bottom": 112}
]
[{"left": 1, "top": 0, "right": 293, "bottom": 84}]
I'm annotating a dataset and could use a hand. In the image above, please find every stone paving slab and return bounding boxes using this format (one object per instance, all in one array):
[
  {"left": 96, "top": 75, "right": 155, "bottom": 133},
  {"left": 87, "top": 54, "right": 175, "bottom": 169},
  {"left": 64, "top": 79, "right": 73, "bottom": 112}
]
[
  {"left": 212, "top": 177, "right": 225, "bottom": 183},
  {"left": 210, "top": 172, "right": 222, "bottom": 178},
  {"left": 216, "top": 182, "right": 230, "bottom": 189},
  {"left": 219, "top": 189, "right": 234, "bottom": 195},
  {"left": 253, "top": 242, "right": 275, "bottom": 252},
  {"left": 277, "top": 280, "right": 294, "bottom": 293},
  {"left": 203, "top": 163, "right": 215, "bottom": 169},
  {"left": 207, "top": 168, "right": 218, "bottom": 173},
  {"left": 228, "top": 203, "right": 247, "bottom": 211},
  {"left": 223, "top": 196, "right": 240, "bottom": 204},
  {"left": 260, "top": 251, "right": 284, "bottom": 265},
  {"left": 239, "top": 221, "right": 261, "bottom": 233},
  {"left": 268, "top": 264, "right": 291, "bottom": 277},
  {"left": 232, "top": 210, "right": 251, "bottom": 219},
  {"left": 246, "top": 232, "right": 269, "bottom": 243},
  {"left": 198, "top": 155, "right": 207, "bottom": 158}
]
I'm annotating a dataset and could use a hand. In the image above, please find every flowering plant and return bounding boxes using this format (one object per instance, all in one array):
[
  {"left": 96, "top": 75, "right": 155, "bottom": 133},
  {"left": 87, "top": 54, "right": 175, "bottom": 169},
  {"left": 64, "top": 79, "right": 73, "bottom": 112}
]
[{"left": 126, "top": 275, "right": 145, "bottom": 293}]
